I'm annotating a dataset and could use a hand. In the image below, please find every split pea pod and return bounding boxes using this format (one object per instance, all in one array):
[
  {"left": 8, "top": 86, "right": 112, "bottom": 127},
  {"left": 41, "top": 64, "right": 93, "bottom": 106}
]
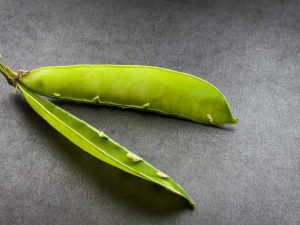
[
  {"left": 0, "top": 60, "right": 239, "bottom": 208},
  {"left": 14, "top": 65, "right": 238, "bottom": 125}
]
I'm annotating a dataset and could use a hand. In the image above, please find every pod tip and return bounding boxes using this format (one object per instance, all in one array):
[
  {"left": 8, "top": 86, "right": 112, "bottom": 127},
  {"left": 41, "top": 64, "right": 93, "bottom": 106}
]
[
  {"left": 233, "top": 117, "right": 239, "bottom": 124},
  {"left": 190, "top": 202, "right": 196, "bottom": 209}
]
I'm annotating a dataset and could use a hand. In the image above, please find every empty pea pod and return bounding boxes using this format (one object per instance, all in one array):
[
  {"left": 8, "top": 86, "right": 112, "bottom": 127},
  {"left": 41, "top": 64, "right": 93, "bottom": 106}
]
[
  {"left": 16, "top": 83, "right": 195, "bottom": 207},
  {"left": 2, "top": 64, "right": 238, "bottom": 125},
  {"left": 0, "top": 59, "right": 239, "bottom": 208}
]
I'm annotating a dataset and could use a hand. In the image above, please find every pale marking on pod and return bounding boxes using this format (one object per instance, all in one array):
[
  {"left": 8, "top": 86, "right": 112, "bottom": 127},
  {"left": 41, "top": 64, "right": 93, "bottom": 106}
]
[
  {"left": 92, "top": 95, "right": 101, "bottom": 103},
  {"left": 157, "top": 171, "right": 169, "bottom": 179},
  {"left": 98, "top": 131, "right": 108, "bottom": 139},
  {"left": 207, "top": 113, "right": 213, "bottom": 124},
  {"left": 53, "top": 93, "right": 61, "bottom": 97},
  {"left": 142, "top": 102, "right": 150, "bottom": 109},
  {"left": 126, "top": 152, "right": 143, "bottom": 162}
]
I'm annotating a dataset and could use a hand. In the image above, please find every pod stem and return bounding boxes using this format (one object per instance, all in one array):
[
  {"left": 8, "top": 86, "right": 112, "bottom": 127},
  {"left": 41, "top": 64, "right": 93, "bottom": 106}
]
[
  {"left": 0, "top": 61, "right": 16, "bottom": 86},
  {"left": 0, "top": 58, "right": 29, "bottom": 87}
]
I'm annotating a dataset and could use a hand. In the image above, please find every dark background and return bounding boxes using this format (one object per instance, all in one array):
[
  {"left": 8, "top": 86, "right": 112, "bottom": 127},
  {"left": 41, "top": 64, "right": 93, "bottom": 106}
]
[{"left": 0, "top": 0, "right": 299, "bottom": 224}]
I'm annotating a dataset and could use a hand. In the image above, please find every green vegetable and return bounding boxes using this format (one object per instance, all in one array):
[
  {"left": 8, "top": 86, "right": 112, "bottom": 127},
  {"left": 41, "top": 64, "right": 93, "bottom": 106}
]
[
  {"left": 18, "top": 83, "right": 195, "bottom": 207},
  {"left": 0, "top": 58, "right": 239, "bottom": 208},
  {"left": 16, "top": 65, "right": 238, "bottom": 125}
]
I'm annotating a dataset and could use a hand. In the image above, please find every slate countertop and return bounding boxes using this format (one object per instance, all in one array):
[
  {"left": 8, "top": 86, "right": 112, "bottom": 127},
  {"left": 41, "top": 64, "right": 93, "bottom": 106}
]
[{"left": 0, "top": 0, "right": 299, "bottom": 224}]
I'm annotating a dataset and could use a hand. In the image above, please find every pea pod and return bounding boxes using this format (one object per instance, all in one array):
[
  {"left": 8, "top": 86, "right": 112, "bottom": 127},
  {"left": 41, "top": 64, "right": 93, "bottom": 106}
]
[
  {"left": 4, "top": 64, "right": 238, "bottom": 125},
  {"left": 0, "top": 59, "right": 239, "bottom": 208},
  {"left": 17, "top": 83, "right": 195, "bottom": 207}
]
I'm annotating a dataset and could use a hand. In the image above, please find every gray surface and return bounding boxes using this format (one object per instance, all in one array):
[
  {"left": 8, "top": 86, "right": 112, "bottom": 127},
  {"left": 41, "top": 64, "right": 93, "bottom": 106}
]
[{"left": 0, "top": 0, "right": 299, "bottom": 224}]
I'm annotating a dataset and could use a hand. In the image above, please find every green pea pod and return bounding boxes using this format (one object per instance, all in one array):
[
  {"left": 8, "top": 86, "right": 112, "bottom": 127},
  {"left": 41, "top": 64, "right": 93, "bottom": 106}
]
[
  {"left": 17, "top": 83, "right": 195, "bottom": 207},
  {"left": 14, "top": 65, "right": 238, "bottom": 125}
]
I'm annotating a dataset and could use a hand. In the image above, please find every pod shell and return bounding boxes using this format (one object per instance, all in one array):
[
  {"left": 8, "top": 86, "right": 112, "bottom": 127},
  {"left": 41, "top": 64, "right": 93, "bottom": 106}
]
[
  {"left": 21, "top": 65, "right": 238, "bottom": 125},
  {"left": 18, "top": 84, "right": 195, "bottom": 207}
]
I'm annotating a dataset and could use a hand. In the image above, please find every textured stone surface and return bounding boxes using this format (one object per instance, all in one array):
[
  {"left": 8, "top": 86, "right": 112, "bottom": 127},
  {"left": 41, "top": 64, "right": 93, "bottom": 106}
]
[{"left": 0, "top": 0, "right": 299, "bottom": 224}]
